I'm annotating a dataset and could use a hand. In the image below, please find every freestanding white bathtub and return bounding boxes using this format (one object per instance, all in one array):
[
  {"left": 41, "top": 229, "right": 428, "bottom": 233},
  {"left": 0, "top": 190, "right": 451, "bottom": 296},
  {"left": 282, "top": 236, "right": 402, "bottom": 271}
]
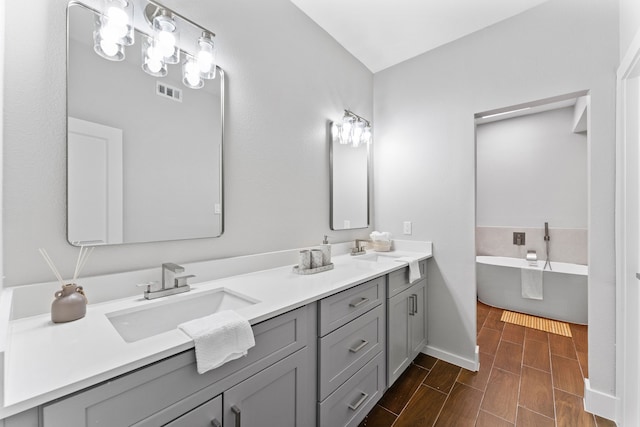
[{"left": 476, "top": 256, "right": 588, "bottom": 325}]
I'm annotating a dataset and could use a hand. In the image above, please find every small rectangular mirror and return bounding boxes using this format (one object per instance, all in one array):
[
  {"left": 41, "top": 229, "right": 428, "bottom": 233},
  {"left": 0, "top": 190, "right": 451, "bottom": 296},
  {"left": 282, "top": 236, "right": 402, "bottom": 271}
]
[
  {"left": 66, "top": 1, "right": 224, "bottom": 246},
  {"left": 330, "top": 122, "right": 370, "bottom": 230}
]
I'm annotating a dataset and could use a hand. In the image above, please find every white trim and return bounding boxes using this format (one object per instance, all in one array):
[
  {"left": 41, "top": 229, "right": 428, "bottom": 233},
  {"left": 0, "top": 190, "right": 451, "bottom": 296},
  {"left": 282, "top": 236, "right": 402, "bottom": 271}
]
[
  {"left": 614, "top": 24, "right": 640, "bottom": 427},
  {"left": 423, "top": 344, "right": 480, "bottom": 372},
  {"left": 584, "top": 379, "right": 618, "bottom": 422}
]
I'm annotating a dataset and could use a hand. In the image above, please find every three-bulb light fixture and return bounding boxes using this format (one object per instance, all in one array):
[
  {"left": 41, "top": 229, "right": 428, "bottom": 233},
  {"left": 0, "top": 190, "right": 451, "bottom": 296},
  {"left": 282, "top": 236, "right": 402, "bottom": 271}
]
[
  {"left": 92, "top": 0, "right": 217, "bottom": 89},
  {"left": 332, "top": 110, "right": 372, "bottom": 148}
]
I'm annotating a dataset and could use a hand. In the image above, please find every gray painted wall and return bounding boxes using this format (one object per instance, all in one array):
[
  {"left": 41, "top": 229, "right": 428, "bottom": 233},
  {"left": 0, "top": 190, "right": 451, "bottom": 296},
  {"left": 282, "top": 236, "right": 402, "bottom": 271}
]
[
  {"left": 373, "top": 0, "right": 618, "bottom": 396},
  {"left": 3, "top": 0, "right": 373, "bottom": 286},
  {"left": 477, "top": 107, "right": 587, "bottom": 228}
]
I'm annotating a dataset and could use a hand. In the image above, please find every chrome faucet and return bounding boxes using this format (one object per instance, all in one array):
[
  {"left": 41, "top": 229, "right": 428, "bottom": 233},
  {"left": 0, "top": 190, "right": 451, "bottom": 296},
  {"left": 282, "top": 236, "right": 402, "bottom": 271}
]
[
  {"left": 138, "top": 263, "right": 196, "bottom": 300},
  {"left": 162, "top": 262, "right": 185, "bottom": 289},
  {"left": 351, "top": 239, "right": 370, "bottom": 256}
]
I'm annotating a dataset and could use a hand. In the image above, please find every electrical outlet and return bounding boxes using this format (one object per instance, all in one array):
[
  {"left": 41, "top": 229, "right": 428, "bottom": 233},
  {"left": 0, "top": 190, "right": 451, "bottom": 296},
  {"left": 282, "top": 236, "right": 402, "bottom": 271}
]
[{"left": 403, "top": 221, "right": 412, "bottom": 235}]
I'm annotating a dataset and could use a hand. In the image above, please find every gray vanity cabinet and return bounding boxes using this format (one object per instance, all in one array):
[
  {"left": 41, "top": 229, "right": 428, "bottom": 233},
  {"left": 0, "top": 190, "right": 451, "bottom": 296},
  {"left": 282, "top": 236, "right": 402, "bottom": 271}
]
[
  {"left": 317, "top": 276, "right": 386, "bottom": 427},
  {"left": 223, "top": 348, "right": 311, "bottom": 427},
  {"left": 387, "top": 265, "right": 427, "bottom": 387},
  {"left": 41, "top": 305, "right": 316, "bottom": 427}
]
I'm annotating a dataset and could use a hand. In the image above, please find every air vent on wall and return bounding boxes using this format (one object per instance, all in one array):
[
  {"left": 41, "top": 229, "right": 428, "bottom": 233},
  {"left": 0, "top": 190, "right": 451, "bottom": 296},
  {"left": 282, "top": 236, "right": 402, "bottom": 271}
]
[{"left": 156, "top": 81, "right": 183, "bottom": 103}]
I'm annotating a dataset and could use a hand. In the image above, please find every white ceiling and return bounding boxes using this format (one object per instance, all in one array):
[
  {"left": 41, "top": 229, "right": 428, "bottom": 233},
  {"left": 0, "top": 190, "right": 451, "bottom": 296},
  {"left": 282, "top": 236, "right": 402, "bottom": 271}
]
[{"left": 289, "top": 0, "right": 550, "bottom": 73}]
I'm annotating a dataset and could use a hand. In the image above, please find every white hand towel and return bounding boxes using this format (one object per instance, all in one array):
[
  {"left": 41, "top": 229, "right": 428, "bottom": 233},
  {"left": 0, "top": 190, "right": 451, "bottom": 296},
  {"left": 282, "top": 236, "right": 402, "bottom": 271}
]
[
  {"left": 395, "top": 258, "right": 421, "bottom": 283},
  {"left": 521, "top": 267, "right": 543, "bottom": 300},
  {"left": 179, "top": 310, "right": 255, "bottom": 374}
]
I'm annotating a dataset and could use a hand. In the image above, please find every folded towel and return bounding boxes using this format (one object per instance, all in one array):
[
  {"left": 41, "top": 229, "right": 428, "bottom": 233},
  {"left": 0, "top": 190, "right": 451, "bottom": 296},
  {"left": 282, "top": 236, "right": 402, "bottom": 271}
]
[
  {"left": 521, "top": 267, "right": 543, "bottom": 300},
  {"left": 179, "top": 310, "right": 255, "bottom": 374},
  {"left": 395, "top": 257, "right": 421, "bottom": 283},
  {"left": 370, "top": 231, "right": 392, "bottom": 242}
]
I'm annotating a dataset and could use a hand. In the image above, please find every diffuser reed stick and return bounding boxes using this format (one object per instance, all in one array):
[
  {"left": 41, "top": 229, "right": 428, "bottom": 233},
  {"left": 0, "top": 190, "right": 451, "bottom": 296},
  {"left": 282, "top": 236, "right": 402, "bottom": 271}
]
[
  {"left": 38, "top": 248, "right": 65, "bottom": 286},
  {"left": 72, "top": 246, "right": 94, "bottom": 282}
]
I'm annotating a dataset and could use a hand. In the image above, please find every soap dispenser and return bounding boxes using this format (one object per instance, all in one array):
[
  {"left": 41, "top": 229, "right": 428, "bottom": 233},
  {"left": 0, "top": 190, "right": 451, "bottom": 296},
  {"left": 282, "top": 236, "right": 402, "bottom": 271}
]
[{"left": 320, "top": 235, "right": 331, "bottom": 266}]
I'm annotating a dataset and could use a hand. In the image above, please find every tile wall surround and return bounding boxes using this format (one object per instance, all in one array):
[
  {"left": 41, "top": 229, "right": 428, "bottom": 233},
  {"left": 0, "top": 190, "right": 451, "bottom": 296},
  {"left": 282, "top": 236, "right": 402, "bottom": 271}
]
[{"left": 476, "top": 227, "right": 587, "bottom": 266}]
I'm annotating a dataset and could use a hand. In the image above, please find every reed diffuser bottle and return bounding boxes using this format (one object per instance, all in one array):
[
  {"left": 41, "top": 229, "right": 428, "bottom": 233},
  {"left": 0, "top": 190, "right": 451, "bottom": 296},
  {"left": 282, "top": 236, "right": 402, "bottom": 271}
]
[{"left": 40, "top": 246, "right": 93, "bottom": 323}]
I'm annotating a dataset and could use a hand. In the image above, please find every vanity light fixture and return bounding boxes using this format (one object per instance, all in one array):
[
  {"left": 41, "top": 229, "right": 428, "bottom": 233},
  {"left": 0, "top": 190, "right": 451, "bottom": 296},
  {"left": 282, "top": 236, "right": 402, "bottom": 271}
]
[
  {"left": 88, "top": 0, "right": 219, "bottom": 89},
  {"left": 93, "top": 0, "right": 134, "bottom": 61},
  {"left": 332, "top": 110, "right": 372, "bottom": 147}
]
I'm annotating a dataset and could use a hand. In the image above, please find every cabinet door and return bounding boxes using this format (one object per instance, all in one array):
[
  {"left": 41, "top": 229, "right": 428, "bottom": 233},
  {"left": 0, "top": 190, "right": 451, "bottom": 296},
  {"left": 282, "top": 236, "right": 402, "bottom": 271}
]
[
  {"left": 164, "top": 395, "right": 222, "bottom": 427},
  {"left": 409, "top": 278, "right": 427, "bottom": 358},
  {"left": 224, "top": 348, "right": 312, "bottom": 427},
  {"left": 387, "top": 291, "right": 410, "bottom": 387}
]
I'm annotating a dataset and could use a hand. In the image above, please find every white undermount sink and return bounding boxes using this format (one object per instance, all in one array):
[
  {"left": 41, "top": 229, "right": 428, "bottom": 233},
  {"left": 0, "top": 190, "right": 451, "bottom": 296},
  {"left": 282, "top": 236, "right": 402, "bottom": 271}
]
[
  {"left": 106, "top": 288, "right": 259, "bottom": 343},
  {"left": 354, "top": 253, "right": 404, "bottom": 262}
]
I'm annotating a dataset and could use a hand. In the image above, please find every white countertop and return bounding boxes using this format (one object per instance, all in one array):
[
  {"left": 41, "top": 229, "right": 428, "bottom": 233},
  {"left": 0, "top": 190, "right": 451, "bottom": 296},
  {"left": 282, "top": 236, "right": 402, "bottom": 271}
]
[{"left": 2, "top": 246, "right": 431, "bottom": 418}]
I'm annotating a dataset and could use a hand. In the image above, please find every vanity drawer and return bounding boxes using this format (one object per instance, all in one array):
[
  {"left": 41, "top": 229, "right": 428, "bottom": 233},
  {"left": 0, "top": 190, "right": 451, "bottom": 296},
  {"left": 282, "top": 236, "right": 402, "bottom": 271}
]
[
  {"left": 318, "top": 351, "right": 385, "bottom": 427},
  {"left": 387, "top": 260, "right": 427, "bottom": 297},
  {"left": 164, "top": 395, "right": 222, "bottom": 427},
  {"left": 318, "top": 304, "right": 385, "bottom": 400},
  {"left": 42, "top": 305, "right": 315, "bottom": 427},
  {"left": 318, "top": 276, "right": 385, "bottom": 336}
]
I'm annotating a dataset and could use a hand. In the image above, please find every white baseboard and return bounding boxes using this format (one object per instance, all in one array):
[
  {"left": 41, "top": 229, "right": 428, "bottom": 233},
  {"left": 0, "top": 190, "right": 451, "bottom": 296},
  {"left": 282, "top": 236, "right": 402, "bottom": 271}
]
[
  {"left": 423, "top": 344, "right": 480, "bottom": 371},
  {"left": 584, "top": 379, "right": 618, "bottom": 422}
]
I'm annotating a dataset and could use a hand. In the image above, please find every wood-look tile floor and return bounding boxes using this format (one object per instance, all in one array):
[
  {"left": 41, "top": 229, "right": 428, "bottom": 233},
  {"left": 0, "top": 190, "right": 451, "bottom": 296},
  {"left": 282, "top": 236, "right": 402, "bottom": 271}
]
[{"left": 358, "top": 301, "right": 617, "bottom": 427}]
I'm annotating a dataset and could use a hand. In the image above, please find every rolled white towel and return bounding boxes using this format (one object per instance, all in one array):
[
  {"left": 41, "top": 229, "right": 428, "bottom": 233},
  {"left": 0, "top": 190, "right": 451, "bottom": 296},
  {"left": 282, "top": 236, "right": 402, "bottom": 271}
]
[
  {"left": 179, "top": 310, "right": 255, "bottom": 374},
  {"left": 370, "top": 231, "right": 392, "bottom": 242}
]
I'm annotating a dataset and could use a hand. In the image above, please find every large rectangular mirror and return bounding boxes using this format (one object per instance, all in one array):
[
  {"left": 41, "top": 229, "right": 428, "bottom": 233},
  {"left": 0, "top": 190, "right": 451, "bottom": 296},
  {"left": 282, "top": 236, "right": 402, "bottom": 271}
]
[
  {"left": 67, "top": 1, "right": 224, "bottom": 245},
  {"left": 330, "top": 121, "right": 370, "bottom": 230}
]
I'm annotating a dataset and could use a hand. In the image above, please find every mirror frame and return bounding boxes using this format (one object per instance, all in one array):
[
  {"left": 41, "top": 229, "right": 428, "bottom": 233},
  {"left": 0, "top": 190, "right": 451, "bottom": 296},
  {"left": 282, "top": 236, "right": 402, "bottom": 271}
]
[
  {"left": 329, "top": 121, "right": 371, "bottom": 230},
  {"left": 65, "top": 1, "right": 225, "bottom": 246}
]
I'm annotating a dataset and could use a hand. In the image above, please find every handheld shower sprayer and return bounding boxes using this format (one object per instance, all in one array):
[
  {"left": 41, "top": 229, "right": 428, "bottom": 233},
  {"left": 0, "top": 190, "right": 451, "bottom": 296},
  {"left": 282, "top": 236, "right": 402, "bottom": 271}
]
[{"left": 543, "top": 222, "right": 552, "bottom": 270}]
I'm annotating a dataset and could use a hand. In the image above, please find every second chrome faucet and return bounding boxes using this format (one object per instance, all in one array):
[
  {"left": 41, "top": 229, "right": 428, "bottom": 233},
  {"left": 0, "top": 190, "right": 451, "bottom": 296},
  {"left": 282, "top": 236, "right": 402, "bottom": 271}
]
[{"left": 139, "top": 263, "right": 196, "bottom": 300}]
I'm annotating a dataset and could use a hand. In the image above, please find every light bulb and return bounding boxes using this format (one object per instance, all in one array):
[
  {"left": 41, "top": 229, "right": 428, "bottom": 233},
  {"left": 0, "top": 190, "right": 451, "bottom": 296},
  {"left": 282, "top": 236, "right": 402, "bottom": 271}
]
[
  {"left": 361, "top": 126, "right": 372, "bottom": 145},
  {"left": 197, "top": 50, "right": 213, "bottom": 72},
  {"left": 100, "top": 0, "right": 134, "bottom": 46},
  {"left": 146, "top": 57, "right": 163, "bottom": 73},
  {"left": 146, "top": 45, "right": 162, "bottom": 61},
  {"left": 100, "top": 39, "right": 119, "bottom": 57},
  {"left": 106, "top": 6, "right": 128, "bottom": 27},
  {"left": 182, "top": 57, "right": 204, "bottom": 89},
  {"left": 352, "top": 122, "right": 364, "bottom": 147},
  {"left": 100, "top": 23, "right": 127, "bottom": 41},
  {"left": 157, "top": 31, "right": 176, "bottom": 58}
]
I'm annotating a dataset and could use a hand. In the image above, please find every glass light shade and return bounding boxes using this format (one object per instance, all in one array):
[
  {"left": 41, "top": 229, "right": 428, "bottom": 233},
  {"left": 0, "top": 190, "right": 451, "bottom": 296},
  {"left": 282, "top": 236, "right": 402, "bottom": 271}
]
[
  {"left": 361, "top": 125, "right": 372, "bottom": 145},
  {"left": 340, "top": 115, "right": 354, "bottom": 145},
  {"left": 351, "top": 121, "right": 365, "bottom": 147},
  {"left": 196, "top": 34, "right": 216, "bottom": 79},
  {"left": 182, "top": 56, "right": 204, "bottom": 89},
  {"left": 93, "top": 28, "right": 125, "bottom": 61},
  {"left": 100, "top": 0, "right": 134, "bottom": 46},
  {"left": 141, "top": 36, "right": 167, "bottom": 77},
  {"left": 152, "top": 14, "right": 180, "bottom": 64}
]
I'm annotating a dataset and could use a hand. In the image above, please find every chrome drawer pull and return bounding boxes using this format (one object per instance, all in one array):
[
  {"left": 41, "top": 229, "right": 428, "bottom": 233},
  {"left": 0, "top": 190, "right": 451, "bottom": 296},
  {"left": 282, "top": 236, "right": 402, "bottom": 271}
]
[
  {"left": 412, "top": 293, "right": 418, "bottom": 314},
  {"left": 231, "top": 405, "right": 241, "bottom": 427},
  {"left": 348, "top": 391, "right": 369, "bottom": 411},
  {"left": 211, "top": 419, "right": 222, "bottom": 427},
  {"left": 349, "top": 339, "right": 369, "bottom": 353},
  {"left": 408, "top": 295, "right": 415, "bottom": 316},
  {"left": 349, "top": 297, "right": 369, "bottom": 308}
]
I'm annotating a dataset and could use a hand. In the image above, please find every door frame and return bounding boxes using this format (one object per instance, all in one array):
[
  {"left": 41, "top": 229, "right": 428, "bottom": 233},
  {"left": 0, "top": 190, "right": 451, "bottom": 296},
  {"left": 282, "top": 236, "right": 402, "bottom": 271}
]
[{"left": 615, "top": 28, "right": 640, "bottom": 427}]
